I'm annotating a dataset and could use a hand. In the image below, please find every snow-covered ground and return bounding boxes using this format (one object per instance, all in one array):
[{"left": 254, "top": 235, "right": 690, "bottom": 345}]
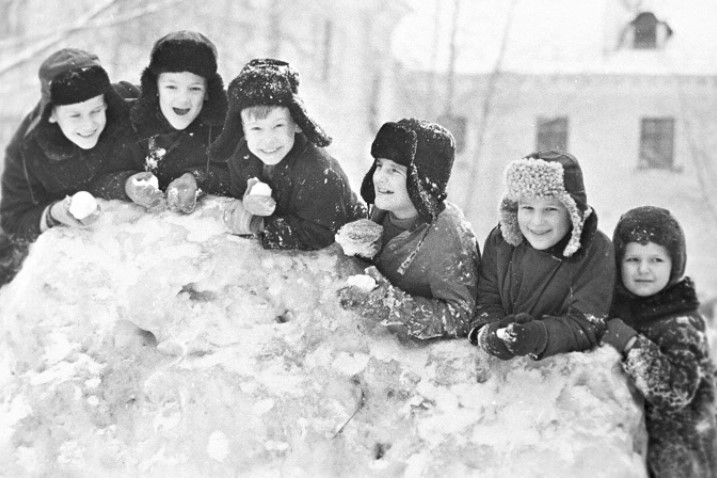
[{"left": 0, "top": 197, "right": 648, "bottom": 477}]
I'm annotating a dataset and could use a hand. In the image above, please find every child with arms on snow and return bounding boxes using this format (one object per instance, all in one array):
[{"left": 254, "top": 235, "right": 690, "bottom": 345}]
[
  {"left": 469, "top": 151, "right": 613, "bottom": 359},
  {"left": 0, "top": 48, "right": 139, "bottom": 284},
  {"left": 337, "top": 119, "right": 481, "bottom": 340},
  {"left": 209, "top": 58, "right": 362, "bottom": 250},
  {"left": 120, "top": 31, "right": 230, "bottom": 214},
  {"left": 602, "top": 206, "right": 716, "bottom": 478}
]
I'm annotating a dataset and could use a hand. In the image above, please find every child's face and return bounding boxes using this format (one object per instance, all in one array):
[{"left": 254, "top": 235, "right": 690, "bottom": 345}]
[
  {"left": 241, "top": 106, "right": 300, "bottom": 166},
  {"left": 621, "top": 241, "right": 672, "bottom": 297},
  {"left": 372, "top": 158, "right": 418, "bottom": 219},
  {"left": 49, "top": 94, "right": 107, "bottom": 150},
  {"left": 517, "top": 195, "right": 571, "bottom": 250},
  {"left": 157, "top": 71, "right": 207, "bottom": 131}
]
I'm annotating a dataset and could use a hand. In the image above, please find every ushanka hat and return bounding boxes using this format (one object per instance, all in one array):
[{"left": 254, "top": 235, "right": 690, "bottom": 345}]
[
  {"left": 131, "top": 30, "right": 227, "bottom": 132},
  {"left": 208, "top": 58, "right": 331, "bottom": 160},
  {"left": 499, "top": 151, "right": 592, "bottom": 257},
  {"left": 29, "top": 48, "right": 112, "bottom": 132},
  {"left": 360, "top": 118, "right": 455, "bottom": 223},
  {"left": 613, "top": 206, "right": 686, "bottom": 286}
]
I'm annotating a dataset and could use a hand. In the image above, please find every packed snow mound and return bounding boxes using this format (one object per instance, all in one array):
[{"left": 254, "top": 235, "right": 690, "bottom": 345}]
[{"left": 0, "top": 197, "right": 647, "bottom": 478}]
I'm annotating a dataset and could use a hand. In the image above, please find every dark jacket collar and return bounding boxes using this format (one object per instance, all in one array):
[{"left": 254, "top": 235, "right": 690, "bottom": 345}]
[{"left": 611, "top": 277, "right": 700, "bottom": 324}]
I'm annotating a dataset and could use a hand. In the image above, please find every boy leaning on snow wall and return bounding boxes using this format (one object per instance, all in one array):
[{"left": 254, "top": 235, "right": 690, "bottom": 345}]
[
  {"left": 336, "top": 118, "right": 481, "bottom": 341},
  {"left": 602, "top": 206, "right": 717, "bottom": 478},
  {"left": 469, "top": 151, "right": 614, "bottom": 360},
  {"left": 208, "top": 58, "right": 364, "bottom": 251}
]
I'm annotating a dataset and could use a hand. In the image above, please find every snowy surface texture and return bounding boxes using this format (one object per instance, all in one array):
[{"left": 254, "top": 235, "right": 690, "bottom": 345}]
[{"left": 0, "top": 197, "right": 647, "bottom": 478}]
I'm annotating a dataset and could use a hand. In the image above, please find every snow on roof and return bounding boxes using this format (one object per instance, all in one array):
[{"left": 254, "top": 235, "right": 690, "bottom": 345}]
[{"left": 393, "top": 0, "right": 717, "bottom": 76}]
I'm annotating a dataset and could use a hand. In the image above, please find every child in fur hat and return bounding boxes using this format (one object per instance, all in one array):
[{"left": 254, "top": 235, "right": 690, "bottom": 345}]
[
  {"left": 209, "top": 58, "right": 363, "bottom": 250},
  {"left": 0, "top": 48, "right": 139, "bottom": 285},
  {"left": 470, "top": 151, "right": 614, "bottom": 359},
  {"left": 119, "top": 30, "right": 230, "bottom": 214},
  {"left": 603, "top": 206, "right": 716, "bottom": 478},
  {"left": 337, "top": 118, "right": 481, "bottom": 340}
]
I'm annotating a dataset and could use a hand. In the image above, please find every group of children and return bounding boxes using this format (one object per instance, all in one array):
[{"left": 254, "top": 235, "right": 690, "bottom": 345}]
[{"left": 1, "top": 30, "right": 714, "bottom": 477}]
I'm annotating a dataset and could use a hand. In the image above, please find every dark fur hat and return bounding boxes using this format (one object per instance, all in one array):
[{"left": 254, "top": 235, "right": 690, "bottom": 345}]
[
  {"left": 208, "top": 58, "right": 331, "bottom": 160},
  {"left": 360, "top": 118, "right": 455, "bottom": 223},
  {"left": 499, "top": 151, "right": 592, "bottom": 258},
  {"left": 131, "top": 30, "right": 227, "bottom": 135},
  {"left": 613, "top": 206, "right": 686, "bottom": 285}
]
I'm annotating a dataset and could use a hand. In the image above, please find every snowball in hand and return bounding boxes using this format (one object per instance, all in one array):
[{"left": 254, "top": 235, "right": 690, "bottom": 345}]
[
  {"left": 335, "top": 219, "right": 384, "bottom": 259},
  {"left": 346, "top": 274, "right": 378, "bottom": 292},
  {"left": 132, "top": 173, "right": 159, "bottom": 190},
  {"left": 250, "top": 180, "right": 272, "bottom": 197},
  {"left": 68, "top": 191, "right": 99, "bottom": 220}
]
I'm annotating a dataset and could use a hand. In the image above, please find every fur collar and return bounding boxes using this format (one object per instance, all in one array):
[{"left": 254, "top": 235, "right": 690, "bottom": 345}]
[{"left": 611, "top": 277, "right": 700, "bottom": 324}]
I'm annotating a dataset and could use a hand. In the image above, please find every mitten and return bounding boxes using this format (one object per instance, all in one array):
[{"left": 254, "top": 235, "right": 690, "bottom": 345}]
[
  {"left": 167, "top": 173, "right": 199, "bottom": 213},
  {"left": 601, "top": 318, "right": 638, "bottom": 354},
  {"left": 242, "top": 178, "right": 276, "bottom": 216},
  {"left": 47, "top": 192, "right": 100, "bottom": 228},
  {"left": 125, "top": 172, "right": 163, "bottom": 208},
  {"left": 338, "top": 266, "right": 400, "bottom": 322},
  {"left": 476, "top": 315, "right": 516, "bottom": 360},
  {"left": 224, "top": 199, "right": 264, "bottom": 235},
  {"left": 502, "top": 315, "right": 548, "bottom": 357}
]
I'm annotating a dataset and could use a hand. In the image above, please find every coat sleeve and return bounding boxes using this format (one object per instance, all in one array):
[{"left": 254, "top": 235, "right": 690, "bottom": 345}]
[
  {"left": 471, "top": 227, "right": 508, "bottom": 330},
  {"left": 623, "top": 319, "right": 708, "bottom": 412},
  {"left": 184, "top": 126, "right": 231, "bottom": 196},
  {"left": 87, "top": 133, "right": 143, "bottom": 201},
  {"left": 261, "top": 165, "right": 357, "bottom": 251},
  {"left": 1, "top": 120, "right": 49, "bottom": 240},
  {"left": 537, "top": 232, "right": 613, "bottom": 358},
  {"left": 389, "top": 227, "right": 480, "bottom": 340}
]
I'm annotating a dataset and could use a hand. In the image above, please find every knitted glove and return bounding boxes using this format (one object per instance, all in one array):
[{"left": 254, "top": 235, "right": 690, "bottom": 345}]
[
  {"left": 475, "top": 315, "right": 516, "bottom": 360},
  {"left": 242, "top": 178, "right": 276, "bottom": 216},
  {"left": 47, "top": 193, "right": 100, "bottom": 228},
  {"left": 223, "top": 199, "right": 264, "bottom": 236},
  {"left": 601, "top": 318, "right": 638, "bottom": 354},
  {"left": 125, "top": 172, "right": 163, "bottom": 208},
  {"left": 502, "top": 313, "right": 548, "bottom": 357},
  {"left": 338, "top": 266, "right": 402, "bottom": 322},
  {"left": 167, "top": 173, "right": 200, "bottom": 214}
]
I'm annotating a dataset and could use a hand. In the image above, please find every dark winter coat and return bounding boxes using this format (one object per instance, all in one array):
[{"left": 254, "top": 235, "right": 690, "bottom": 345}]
[
  {"left": 0, "top": 83, "right": 139, "bottom": 242},
  {"left": 370, "top": 202, "right": 481, "bottom": 339},
  {"left": 472, "top": 213, "right": 614, "bottom": 359},
  {"left": 611, "top": 278, "right": 717, "bottom": 478},
  {"left": 229, "top": 133, "right": 363, "bottom": 250},
  {"left": 125, "top": 96, "right": 230, "bottom": 195}
]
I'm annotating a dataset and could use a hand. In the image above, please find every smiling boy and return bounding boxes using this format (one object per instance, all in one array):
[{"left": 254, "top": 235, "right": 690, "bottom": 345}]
[
  {"left": 209, "top": 59, "right": 363, "bottom": 250},
  {"left": 469, "top": 151, "right": 614, "bottom": 360}
]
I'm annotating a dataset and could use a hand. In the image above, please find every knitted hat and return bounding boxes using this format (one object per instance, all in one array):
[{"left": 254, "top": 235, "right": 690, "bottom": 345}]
[
  {"left": 499, "top": 151, "right": 592, "bottom": 257},
  {"left": 29, "top": 48, "right": 112, "bottom": 133},
  {"left": 131, "top": 30, "right": 227, "bottom": 134},
  {"left": 360, "top": 118, "right": 455, "bottom": 223},
  {"left": 612, "top": 206, "right": 686, "bottom": 285},
  {"left": 208, "top": 58, "right": 331, "bottom": 160}
]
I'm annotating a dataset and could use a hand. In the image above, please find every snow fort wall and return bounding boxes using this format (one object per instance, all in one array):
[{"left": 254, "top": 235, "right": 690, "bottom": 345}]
[{"left": 0, "top": 197, "right": 647, "bottom": 477}]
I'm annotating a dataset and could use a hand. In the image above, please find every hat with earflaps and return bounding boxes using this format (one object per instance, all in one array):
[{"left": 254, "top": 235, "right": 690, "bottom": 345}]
[
  {"left": 360, "top": 118, "right": 455, "bottom": 224},
  {"left": 208, "top": 58, "right": 331, "bottom": 161},
  {"left": 499, "top": 151, "right": 592, "bottom": 258}
]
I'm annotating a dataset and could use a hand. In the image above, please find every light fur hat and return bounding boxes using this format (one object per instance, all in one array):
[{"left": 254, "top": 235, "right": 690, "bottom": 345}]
[{"left": 499, "top": 151, "right": 592, "bottom": 257}]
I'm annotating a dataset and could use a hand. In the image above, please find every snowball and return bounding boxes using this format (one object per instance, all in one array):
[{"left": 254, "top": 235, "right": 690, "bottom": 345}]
[
  {"left": 250, "top": 180, "right": 272, "bottom": 197},
  {"left": 346, "top": 274, "right": 377, "bottom": 292},
  {"left": 496, "top": 327, "right": 510, "bottom": 342},
  {"left": 68, "top": 191, "right": 98, "bottom": 220},
  {"left": 133, "top": 174, "right": 159, "bottom": 190},
  {"left": 335, "top": 219, "right": 383, "bottom": 259}
]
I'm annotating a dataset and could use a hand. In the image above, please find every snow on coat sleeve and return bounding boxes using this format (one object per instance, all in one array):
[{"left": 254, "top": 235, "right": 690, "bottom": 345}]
[
  {"left": 471, "top": 227, "right": 507, "bottom": 330},
  {"left": 624, "top": 318, "right": 708, "bottom": 413}
]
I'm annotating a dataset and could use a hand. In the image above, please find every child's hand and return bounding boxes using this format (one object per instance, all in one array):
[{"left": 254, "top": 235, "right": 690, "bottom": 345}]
[
  {"left": 125, "top": 172, "right": 163, "bottom": 208},
  {"left": 601, "top": 318, "right": 638, "bottom": 354},
  {"left": 48, "top": 193, "right": 101, "bottom": 228},
  {"left": 502, "top": 315, "right": 548, "bottom": 358},
  {"left": 223, "top": 199, "right": 263, "bottom": 235},
  {"left": 475, "top": 316, "right": 516, "bottom": 360},
  {"left": 167, "top": 173, "right": 199, "bottom": 214},
  {"left": 242, "top": 178, "right": 276, "bottom": 216}
]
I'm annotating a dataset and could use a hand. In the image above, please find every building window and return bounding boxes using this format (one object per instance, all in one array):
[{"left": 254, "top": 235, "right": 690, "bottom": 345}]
[
  {"left": 536, "top": 116, "right": 568, "bottom": 153},
  {"left": 639, "top": 118, "right": 674, "bottom": 169},
  {"left": 621, "top": 12, "right": 673, "bottom": 50}
]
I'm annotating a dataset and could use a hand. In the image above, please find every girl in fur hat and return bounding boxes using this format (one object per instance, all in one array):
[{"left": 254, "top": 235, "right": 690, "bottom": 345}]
[
  {"left": 470, "top": 151, "right": 614, "bottom": 359},
  {"left": 209, "top": 58, "right": 363, "bottom": 250},
  {"left": 0, "top": 48, "right": 139, "bottom": 285},
  {"left": 120, "top": 30, "right": 230, "bottom": 214},
  {"left": 603, "top": 206, "right": 716, "bottom": 478},
  {"left": 337, "top": 118, "right": 481, "bottom": 341}
]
